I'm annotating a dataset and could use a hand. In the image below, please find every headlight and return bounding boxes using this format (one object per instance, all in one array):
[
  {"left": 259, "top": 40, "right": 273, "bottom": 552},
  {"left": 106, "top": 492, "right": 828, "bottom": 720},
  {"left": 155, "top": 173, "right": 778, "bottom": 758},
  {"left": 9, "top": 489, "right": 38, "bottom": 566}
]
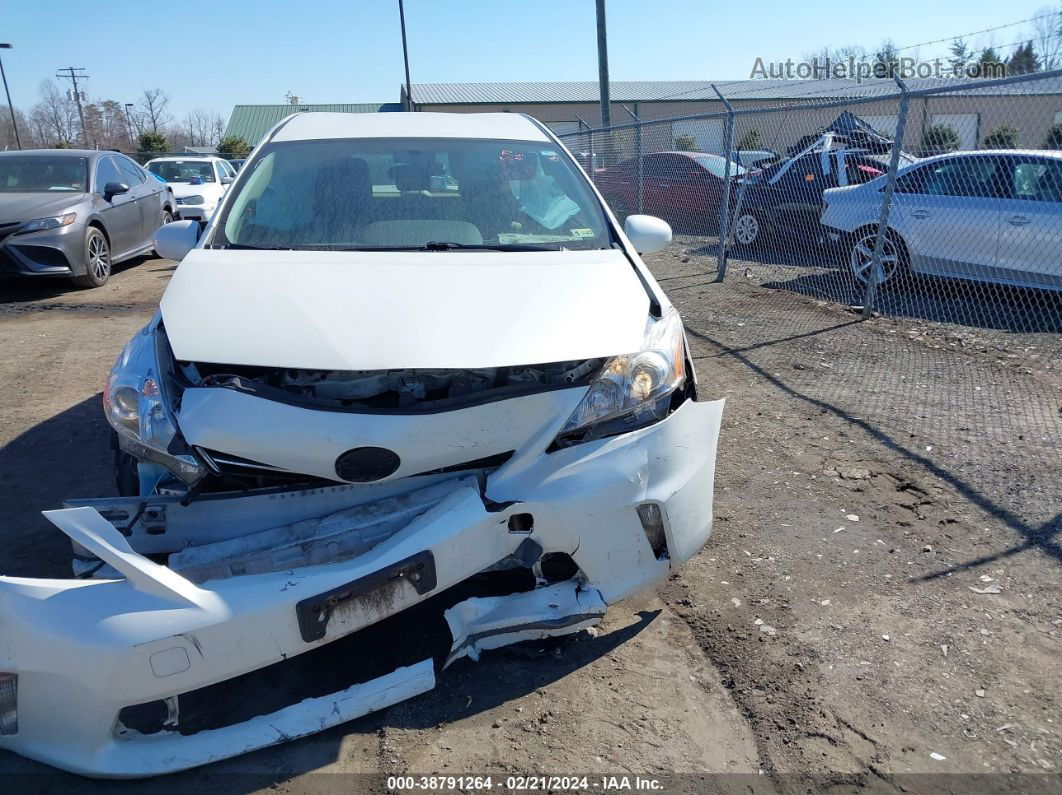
[
  {"left": 18, "top": 213, "right": 76, "bottom": 234},
  {"left": 181, "top": 195, "right": 205, "bottom": 205},
  {"left": 104, "top": 324, "right": 203, "bottom": 485},
  {"left": 552, "top": 309, "right": 689, "bottom": 448}
]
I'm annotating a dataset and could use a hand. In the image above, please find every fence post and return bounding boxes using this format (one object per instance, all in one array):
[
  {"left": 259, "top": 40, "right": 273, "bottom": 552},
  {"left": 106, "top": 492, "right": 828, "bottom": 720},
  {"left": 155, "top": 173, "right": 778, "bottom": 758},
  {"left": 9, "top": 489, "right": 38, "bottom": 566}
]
[
  {"left": 712, "top": 85, "right": 735, "bottom": 282},
  {"left": 861, "top": 76, "right": 910, "bottom": 318},
  {"left": 623, "top": 104, "right": 643, "bottom": 214}
]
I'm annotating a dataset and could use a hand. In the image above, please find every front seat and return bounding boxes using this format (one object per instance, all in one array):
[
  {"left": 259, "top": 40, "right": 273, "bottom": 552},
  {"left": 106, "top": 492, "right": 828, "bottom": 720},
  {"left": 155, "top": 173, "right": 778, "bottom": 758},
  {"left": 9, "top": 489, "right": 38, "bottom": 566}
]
[{"left": 307, "top": 158, "right": 372, "bottom": 245}]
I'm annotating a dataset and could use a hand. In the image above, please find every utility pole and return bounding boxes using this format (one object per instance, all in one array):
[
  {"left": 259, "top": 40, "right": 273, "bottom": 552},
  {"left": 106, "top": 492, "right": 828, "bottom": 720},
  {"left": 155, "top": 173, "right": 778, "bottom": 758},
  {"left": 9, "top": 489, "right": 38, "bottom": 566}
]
[
  {"left": 124, "top": 103, "right": 136, "bottom": 149},
  {"left": 398, "top": 0, "right": 414, "bottom": 111},
  {"left": 0, "top": 44, "right": 21, "bottom": 149},
  {"left": 595, "top": 0, "right": 610, "bottom": 128},
  {"left": 56, "top": 66, "right": 89, "bottom": 145}
]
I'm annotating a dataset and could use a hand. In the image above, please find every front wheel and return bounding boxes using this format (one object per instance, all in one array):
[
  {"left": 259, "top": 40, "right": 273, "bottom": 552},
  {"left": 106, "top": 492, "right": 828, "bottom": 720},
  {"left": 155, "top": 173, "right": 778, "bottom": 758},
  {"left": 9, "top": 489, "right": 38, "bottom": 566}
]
[
  {"left": 848, "top": 229, "right": 906, "bottom": 287},
  {"left": 71, "top": 226, "right": 111, "bottom": 288},
  {"left": 731, "top": 211, "right": 762, "bottom": 249}
]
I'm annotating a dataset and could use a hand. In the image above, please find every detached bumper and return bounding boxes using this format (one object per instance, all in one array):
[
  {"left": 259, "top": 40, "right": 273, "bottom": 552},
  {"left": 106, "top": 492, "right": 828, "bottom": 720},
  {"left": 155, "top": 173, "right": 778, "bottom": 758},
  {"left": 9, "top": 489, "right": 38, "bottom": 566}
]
[{"left": 0, "top": 398, "right": 723, "bottom": 777}]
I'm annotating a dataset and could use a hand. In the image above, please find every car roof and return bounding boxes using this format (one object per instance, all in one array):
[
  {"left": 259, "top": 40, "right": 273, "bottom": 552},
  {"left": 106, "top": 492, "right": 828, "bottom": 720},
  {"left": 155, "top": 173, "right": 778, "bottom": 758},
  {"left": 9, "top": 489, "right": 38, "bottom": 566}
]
[
  {"left": 145, "top": 156, "right": 219, "bottom": 163},
  {"left": 0, "top": 148, "right": 108, "bottom": 160},
  {"left": 270, "top": 111, "right": 550, "bottom": 143},
  {"left": 916, "top": 149, "right": 1062, "bottom": 164}
]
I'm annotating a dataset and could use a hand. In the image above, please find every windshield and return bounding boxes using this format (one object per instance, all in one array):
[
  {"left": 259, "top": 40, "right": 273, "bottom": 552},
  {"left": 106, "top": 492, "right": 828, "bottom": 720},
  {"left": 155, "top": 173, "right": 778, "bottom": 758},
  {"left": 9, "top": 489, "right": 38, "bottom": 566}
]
[
  {"left": 148, "top": 160, "right": 216, "bottom": 183},
  {"left": 212, "top": 138, "right": 610, "bottom": 251},
  {"left": 0, "top": 155, "right": 88, "bottom": 193},
  {"left": 694, "top": 155, "right": 746, "bottom": 179}
]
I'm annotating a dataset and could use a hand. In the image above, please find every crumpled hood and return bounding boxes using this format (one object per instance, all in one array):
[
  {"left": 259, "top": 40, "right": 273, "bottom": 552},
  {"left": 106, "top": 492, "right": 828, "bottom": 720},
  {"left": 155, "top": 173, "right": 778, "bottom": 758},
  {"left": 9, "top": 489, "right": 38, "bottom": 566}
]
[
  {"left": 160, "top": 249, "right": 651, "bottom": 370},
  {"left": 0, "top": 192, "right": 85, "bottom": 223}
]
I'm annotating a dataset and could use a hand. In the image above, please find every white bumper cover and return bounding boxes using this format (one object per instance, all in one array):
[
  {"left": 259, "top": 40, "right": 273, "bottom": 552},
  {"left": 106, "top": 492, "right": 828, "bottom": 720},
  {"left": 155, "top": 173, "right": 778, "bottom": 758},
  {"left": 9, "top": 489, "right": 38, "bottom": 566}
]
[{"left": 0, "top": 397, "right": 723, "bottom": 777}]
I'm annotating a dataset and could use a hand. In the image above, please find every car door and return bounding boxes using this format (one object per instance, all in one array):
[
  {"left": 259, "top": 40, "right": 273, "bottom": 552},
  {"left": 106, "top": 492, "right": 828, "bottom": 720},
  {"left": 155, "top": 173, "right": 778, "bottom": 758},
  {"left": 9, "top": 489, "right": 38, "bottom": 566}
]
[
  {"left": 642, "top": 154, "right": 675, "bottom": 219},
  {"left": 94, "top": 155, "right": 140, "bottom": 257},
  {"left": 767, "top": 153, "right": 825, "bottom": 236},
  {"left": 114, "top": 156, "right": 156, "bottom": 246},
  {"left": 889, "top": 155, "right": 1003, "bottom": 278},
  {"left": 995, "top": 155, "right": 1062, "bottom": 290}
]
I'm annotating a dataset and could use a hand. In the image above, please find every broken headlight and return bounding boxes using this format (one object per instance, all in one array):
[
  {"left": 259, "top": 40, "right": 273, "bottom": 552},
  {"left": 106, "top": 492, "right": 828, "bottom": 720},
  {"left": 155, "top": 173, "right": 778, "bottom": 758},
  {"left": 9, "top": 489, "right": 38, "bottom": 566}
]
[
  {"left": 552, "top": 309, "right": 688, "bottom": 448},
  {"left": 104, "top": 323, "right": 204, "bottom": 484}
]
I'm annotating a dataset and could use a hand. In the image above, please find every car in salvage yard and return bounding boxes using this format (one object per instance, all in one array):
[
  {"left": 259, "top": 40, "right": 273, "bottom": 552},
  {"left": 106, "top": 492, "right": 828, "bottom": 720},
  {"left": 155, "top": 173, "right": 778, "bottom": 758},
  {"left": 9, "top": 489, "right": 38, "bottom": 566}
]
[
  {"left": 145, "top": 156, "right": 236, "bottom": 224},
  {"left": 594, "top": 151, "right": 746, "bottom": 231},
  {"left": 821, "top": 149, "right": 1062, "bottom": 291},
  {"left": 0, "top": 112, "right": 724, "bottom": 776},
  {"left": 0, "top": 149, "right": 176, "bottom": 288}
]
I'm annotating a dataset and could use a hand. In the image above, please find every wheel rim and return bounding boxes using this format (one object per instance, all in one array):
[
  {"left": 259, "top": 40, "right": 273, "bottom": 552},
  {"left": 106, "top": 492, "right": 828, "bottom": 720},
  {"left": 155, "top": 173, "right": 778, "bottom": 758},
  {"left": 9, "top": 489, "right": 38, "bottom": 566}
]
[
  {"left": 734, "top": 214, "right": 758, "bottom": 244},
  {"left": 88, "top": 233, "right": 110, "bottom": 281},
  {"left": 162, "top": 211, "right": 173, "bottom": 225},
  {"left": 850, "top": 233, "right": 900, "bottom": 285}
]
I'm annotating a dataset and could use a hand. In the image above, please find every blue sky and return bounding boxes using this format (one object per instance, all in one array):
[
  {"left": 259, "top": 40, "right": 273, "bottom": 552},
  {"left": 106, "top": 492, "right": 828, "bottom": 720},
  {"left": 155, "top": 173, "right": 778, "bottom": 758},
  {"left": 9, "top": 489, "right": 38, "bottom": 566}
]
[{"left": 0, "top": 0, "right": 1051, "bottom": 119}]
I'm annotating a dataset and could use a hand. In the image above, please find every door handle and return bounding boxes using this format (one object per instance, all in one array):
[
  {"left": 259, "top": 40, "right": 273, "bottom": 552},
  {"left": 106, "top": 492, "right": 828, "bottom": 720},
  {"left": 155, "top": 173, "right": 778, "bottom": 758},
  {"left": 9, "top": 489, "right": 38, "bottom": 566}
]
[
  {"left": 910, "top": 209, "right": 930, "bottom": 219},
  {"left": 1007, "top": 215, "right": 1031, "bottom": 226}
]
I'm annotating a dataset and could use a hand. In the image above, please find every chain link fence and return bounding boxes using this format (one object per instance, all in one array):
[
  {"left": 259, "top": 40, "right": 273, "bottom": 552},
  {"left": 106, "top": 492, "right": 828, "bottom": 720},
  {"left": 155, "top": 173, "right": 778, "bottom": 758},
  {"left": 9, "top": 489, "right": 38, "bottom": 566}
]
[{"left": 560, "top": 70, "right": 1061, "bottom": 528}]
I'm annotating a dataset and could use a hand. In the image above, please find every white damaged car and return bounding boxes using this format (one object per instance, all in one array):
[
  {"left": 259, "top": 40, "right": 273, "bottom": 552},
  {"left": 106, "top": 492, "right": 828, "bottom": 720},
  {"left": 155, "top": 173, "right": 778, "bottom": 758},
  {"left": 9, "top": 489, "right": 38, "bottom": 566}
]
[{"left": 0, "top": 112, "right": 723, "bottom": 777}]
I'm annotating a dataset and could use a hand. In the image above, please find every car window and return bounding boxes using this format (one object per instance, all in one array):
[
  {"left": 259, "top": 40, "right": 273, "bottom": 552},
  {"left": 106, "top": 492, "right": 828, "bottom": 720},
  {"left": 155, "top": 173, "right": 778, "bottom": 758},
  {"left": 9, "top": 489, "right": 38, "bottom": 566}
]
[
  {"left": 147, "top": 160, "right": 217, "bottom": 183},
  {"left": 1009, "top": 159, "right": 1062, "bottom": 203},
  {"left": 896, "top": 157, "right": 1004, "bottom": 199},
  {"left": 217, "top": 160, "right": 234, "bottom": 179},
  {"left": 115, "top": 157, "right": 145, "bottom": 186},
  {"left": 0, "top": 154, "right": 88, "bottom": 192},
  {"left": 94, "top": 156, "right": 126, "bottom": 193},
  {"left": 693, "top": 154, "right": 746, "bottom": 179},
  {"left": 213, "top": 137, "right": 610, "bottom": 251}
]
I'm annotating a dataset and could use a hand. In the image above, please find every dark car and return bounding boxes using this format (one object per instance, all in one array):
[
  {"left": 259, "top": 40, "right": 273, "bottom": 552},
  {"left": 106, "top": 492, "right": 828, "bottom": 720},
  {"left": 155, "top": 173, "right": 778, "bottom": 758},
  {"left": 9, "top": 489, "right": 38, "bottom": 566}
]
[
  {"left": 728, "top": 112, "right": 916, "bottom": 249},
  {"left": 0, "top": 150, "right": 175, "bottom": 288},
  {"left": 594, "top": 151, "right": 746, "bottom": 232}
]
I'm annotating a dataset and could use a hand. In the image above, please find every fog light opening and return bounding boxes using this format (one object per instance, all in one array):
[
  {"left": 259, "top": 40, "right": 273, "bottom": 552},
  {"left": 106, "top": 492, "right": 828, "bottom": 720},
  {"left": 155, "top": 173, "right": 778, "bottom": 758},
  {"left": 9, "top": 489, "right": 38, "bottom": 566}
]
[
  {"left": 0, "top": 673, "right": 18, "bottom": 736},
  {"left": 507, "top": 513, "right": 534, "bottom": 534},
  {"left": 636, "top": 503, "right": 669, "bottom": 560}
]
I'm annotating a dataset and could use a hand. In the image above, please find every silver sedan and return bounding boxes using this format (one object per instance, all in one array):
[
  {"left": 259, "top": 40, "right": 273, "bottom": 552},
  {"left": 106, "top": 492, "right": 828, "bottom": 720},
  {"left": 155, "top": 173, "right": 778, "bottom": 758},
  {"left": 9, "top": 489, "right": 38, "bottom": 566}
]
[
  {"left": 0, "top": 149, "right": 176, "bottom": 288},
  {"left": 821, "top": 150, "right": 1062, "bottom": 292}
]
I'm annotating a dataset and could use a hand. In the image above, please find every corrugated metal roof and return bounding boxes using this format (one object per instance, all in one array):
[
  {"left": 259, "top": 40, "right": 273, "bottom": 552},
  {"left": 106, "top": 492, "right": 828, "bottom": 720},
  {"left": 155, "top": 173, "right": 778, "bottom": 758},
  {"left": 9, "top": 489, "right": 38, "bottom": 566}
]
[
  {"left": 409, "top": 77, "right": 1062, "bottom": 105},
  {"left": 224, "top": 103, "right": 402, "bottom": 145}
]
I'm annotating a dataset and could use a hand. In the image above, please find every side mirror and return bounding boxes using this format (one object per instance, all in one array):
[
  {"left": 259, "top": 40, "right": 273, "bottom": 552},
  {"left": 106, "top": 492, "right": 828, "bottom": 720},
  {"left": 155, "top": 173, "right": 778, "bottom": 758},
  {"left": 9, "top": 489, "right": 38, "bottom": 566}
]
[
  {"left": 153, "top": 219, "right": 201, "bottom": 262},
  {"left": 623, "top": 214, "right": 672, "bottom": 254},
  {"left": 221, "top": 175, "right": 234, "bottom": 185},
  {"left": 103, "top": 182, "right": 130, "bottom": 202}
]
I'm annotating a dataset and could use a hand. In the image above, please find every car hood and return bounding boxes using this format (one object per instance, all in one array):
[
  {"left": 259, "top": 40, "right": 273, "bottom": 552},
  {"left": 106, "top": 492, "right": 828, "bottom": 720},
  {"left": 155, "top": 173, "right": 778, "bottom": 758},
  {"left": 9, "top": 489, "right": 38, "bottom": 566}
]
[
  {"left": 160, "top": 248, "right": 651, "bottom": 370},
  {"left": 0, "top": 192, "right": 86, "bottom": 223}
]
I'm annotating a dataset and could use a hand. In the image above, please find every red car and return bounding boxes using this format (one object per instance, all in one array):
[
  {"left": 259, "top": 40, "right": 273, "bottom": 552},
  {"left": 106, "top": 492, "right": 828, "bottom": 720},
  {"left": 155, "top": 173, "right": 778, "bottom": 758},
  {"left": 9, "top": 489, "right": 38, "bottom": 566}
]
[{"left": 593, "top": 151, "right": 745, "bottom": 232}]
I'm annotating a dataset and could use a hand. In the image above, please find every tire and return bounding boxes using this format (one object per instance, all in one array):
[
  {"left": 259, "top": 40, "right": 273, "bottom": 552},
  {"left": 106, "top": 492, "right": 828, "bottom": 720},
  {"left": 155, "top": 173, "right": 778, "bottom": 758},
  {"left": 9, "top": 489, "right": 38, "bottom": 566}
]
[
  {"left": 848, "top": 228, "right": 908, "bottom": 288},
  {"left": 731, "top": 211, "right": 762, "bottom": 249},
  {"left": 152, "top": 209, "right": 174, "bottom": 256},
  {"left": 71, "top": 226, "right": 111, "bottom": 288}
]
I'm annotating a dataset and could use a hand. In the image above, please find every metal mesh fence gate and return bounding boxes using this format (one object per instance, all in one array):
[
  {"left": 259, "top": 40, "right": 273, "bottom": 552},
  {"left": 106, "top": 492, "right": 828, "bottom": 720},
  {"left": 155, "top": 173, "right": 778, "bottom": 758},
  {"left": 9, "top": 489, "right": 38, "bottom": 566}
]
[{"left": 560, "top": 70, "right": 1061, "bottom": 534}]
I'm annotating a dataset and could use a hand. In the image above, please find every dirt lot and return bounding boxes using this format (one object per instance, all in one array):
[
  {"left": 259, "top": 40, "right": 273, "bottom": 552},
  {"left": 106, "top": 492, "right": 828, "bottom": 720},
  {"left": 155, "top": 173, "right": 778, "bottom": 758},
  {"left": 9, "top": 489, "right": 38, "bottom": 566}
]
[{"left": 0, "top": 247, "right": 1058, "bottom": 793}]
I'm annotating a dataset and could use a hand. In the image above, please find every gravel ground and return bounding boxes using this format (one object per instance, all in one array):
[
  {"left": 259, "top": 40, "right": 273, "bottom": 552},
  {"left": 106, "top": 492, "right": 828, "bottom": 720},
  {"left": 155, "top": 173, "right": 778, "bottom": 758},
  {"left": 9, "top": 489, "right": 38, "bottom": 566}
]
[{"left": 0, "top": 247, "right": 1058, "bottom": 792}]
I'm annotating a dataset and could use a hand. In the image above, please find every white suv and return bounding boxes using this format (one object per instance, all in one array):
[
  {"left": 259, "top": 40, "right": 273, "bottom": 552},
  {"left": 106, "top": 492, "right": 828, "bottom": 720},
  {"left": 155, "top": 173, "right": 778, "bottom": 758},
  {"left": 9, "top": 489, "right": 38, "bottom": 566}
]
[{"left": 146, "top": 156, "right": 236, "bottom": 222}]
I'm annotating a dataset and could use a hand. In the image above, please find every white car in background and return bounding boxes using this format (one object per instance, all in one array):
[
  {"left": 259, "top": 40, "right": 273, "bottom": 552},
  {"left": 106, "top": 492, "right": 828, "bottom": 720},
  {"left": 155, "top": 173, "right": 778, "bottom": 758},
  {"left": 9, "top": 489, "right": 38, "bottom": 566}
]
[
  {"left": 145, "top": 156, "right": 236, "bottom": 223},
  {"left": 821, "top": 150, "right": 1062, "bottom": 291}
]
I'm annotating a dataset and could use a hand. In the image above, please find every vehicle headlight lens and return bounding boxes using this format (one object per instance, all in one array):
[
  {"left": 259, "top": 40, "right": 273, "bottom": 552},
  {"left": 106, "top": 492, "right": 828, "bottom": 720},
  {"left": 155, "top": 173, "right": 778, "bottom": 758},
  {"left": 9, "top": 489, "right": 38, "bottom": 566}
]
[
  {"left": 18, "top": 213, "right": 76, "bottom": 234},
  {"left": 553, "top": 309, "right": 688, "bottom": 448},
  {"left": 182, "top": 195, "right": 205, "bottom": 205},
  {"left": 104, "top": 325, "right": 203, "bottom": 485}
]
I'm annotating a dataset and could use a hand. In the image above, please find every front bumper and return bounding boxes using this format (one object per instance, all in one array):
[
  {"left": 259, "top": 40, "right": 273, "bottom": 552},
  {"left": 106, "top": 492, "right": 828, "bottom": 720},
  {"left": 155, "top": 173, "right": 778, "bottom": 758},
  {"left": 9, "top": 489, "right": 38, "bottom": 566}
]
[
  {"left": 175, "top": 204, "right": 216, "bottom": 222},
  {"left": 0, "top": 224, "right": 81, "bottom": 277},
  {"left": 0, "top": 397, "right": 723, "bottom": 777}
]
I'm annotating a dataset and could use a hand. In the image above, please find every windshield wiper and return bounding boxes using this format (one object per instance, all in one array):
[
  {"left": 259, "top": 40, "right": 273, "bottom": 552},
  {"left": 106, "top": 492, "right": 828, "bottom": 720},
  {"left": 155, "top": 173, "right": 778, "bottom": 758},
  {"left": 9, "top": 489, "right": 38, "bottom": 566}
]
[
  {"left": 422, "top": 241, "right": 566, "bottom": 252},
  {"left": 211, "top": 243, "right": 290, "bottom": 250}
]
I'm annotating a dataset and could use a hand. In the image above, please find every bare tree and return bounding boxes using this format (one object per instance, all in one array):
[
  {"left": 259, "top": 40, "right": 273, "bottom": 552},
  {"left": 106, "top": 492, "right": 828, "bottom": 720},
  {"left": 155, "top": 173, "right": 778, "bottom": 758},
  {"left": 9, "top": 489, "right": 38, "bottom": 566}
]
[
  {"left": 29, "top": 80, "right": 78, "bottom": 146},
  {"left": 1032, "top": 5, "right": 1062, "bottom": 70},
  {"left": 137, "top": 87, "right": 171, "bottom": 133}
]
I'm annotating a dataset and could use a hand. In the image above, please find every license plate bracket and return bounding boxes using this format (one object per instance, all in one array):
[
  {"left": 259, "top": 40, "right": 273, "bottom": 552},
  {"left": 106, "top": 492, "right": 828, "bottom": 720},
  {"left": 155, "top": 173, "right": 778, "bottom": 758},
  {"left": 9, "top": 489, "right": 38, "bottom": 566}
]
[{"left": 296, "top": 550, "right": 437, "bottom": 642}]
